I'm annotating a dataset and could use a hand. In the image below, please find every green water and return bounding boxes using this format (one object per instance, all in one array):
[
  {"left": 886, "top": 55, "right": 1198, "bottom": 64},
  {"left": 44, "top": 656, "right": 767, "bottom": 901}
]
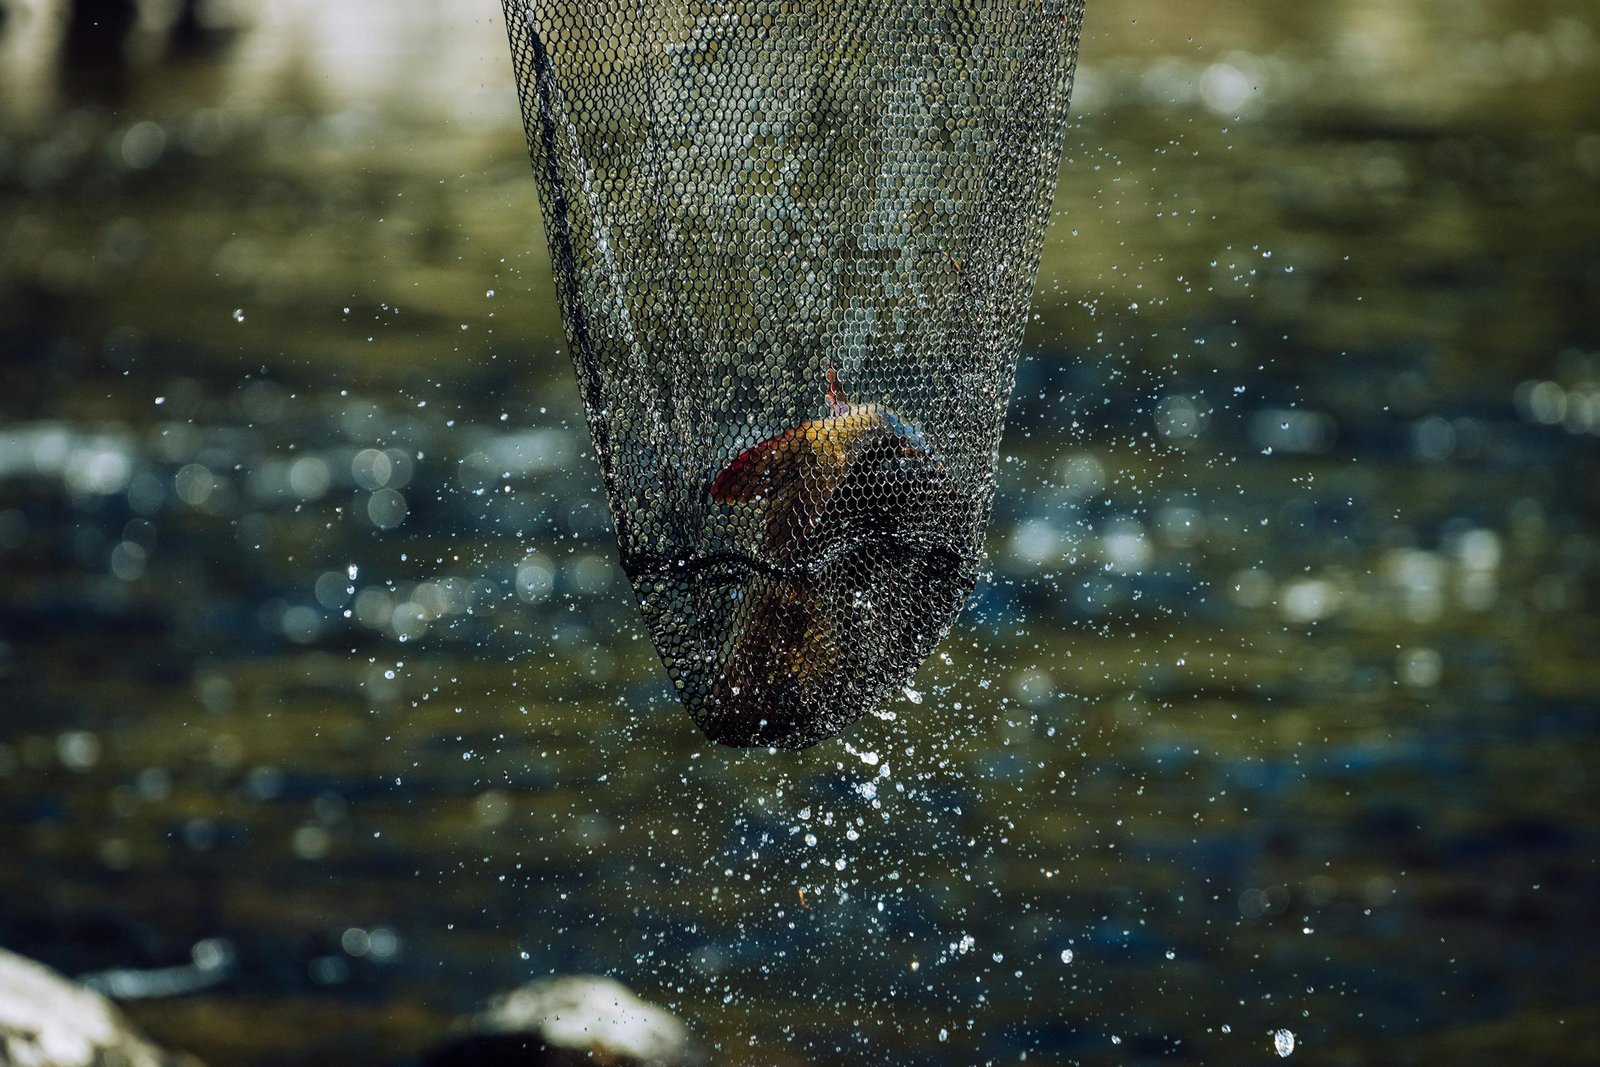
[{"left": 1, "top": 2, "right": 1598, "bottom": 1063}]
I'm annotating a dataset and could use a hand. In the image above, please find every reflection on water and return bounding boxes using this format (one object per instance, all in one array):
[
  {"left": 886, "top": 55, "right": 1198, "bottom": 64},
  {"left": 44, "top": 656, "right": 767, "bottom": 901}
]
[{"left": 1, "top": 1, "right": 1598, "bottom": 1064}]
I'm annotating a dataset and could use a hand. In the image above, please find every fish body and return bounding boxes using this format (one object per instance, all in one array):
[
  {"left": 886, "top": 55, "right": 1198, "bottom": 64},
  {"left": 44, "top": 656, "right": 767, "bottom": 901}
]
[{"left": 708, "top": 402, "right": 933, "bottom": 565}]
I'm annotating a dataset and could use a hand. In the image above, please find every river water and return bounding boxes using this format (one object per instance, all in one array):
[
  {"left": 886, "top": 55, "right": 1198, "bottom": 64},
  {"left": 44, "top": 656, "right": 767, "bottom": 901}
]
[{"left": 1, "top": 1, "right": 1597, "bottom": 1063}]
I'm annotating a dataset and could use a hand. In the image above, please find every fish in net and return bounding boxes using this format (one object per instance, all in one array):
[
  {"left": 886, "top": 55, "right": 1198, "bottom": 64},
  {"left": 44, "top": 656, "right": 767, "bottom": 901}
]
[{"left": 501, "top": 0, "right": 1085, "bottom": 748}]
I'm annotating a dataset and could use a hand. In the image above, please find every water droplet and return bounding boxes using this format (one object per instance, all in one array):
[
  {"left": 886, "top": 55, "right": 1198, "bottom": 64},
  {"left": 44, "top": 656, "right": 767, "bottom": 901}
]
[
  {"left": 232, "top": 308, "right": 245, "bottom": 323},
  {"left": 1274, "top": 1029, "right": 1295, "bottom": 1057},
  {"left": 1060, "top": 949, "right": 1074, "bottom": 964}
]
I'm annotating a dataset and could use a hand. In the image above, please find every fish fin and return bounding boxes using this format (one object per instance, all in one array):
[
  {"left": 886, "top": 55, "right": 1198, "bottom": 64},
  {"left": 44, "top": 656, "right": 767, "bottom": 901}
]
[
  {"left": 825, "top": 368, "right": 850, "bottom": 415},
  {"left": 709, "top": 428, "right": 807, "bottom": 502}
]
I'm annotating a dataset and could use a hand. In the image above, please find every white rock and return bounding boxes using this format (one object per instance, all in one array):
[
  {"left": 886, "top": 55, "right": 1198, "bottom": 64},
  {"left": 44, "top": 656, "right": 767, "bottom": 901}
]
[
  {"left": 0, "top": 949, "right": 202, "bottom": 1067},
  {"left": 430, "top": 974, "right": 701, "bottom": 1066}
]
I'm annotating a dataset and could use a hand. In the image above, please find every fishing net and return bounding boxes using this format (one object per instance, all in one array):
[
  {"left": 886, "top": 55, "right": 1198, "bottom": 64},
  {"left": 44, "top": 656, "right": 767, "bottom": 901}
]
[{"left": 502, "top": 0, "right": 1084, "bottom": 748}]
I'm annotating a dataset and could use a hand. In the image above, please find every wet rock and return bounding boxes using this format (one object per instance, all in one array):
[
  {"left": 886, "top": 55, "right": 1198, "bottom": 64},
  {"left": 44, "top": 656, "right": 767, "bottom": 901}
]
[
  {"left": 0, "top": 949, "right": 203, "bottom": 1067},
  {"left": 422, "top": 975, "right": 703, "bottom": 1067}
]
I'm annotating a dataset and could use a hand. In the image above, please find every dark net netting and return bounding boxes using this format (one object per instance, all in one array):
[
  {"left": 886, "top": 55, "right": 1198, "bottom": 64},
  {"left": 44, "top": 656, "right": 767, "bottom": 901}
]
[{"left": 502, "top": 0, "right": 1085, "bottom": 748}]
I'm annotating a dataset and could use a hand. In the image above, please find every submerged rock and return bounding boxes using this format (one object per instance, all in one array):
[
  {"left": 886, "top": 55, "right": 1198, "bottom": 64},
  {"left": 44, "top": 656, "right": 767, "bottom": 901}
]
[
  {"left": 422, "top": 975, "right": 703, "bottom": 1067},
  {"left": 0, "top": 949, "right": 203, "bottom": 1067}
]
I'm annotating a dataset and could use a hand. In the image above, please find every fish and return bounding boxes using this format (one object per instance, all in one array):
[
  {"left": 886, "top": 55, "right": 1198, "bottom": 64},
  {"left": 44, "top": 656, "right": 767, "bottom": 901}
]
[
  {"left": 708, "top": 370, "right": 937, "bottom": 565},
  {"left": 700, "top": 370, "right": 958, "bottom": 747}
]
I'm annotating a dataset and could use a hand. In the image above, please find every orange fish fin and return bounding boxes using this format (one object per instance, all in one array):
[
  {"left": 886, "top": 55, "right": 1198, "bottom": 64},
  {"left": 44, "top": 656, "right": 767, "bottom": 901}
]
[
  {"left": 709, "top": 427, "right": 808, "bottom": 502},
  {"left": 825, "top": 368, "right": 850, "bottom": 414}
]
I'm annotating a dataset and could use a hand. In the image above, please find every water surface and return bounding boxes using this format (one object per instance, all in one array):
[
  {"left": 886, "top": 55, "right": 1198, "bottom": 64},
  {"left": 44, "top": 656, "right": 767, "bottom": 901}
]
[{"left": 1, "top": 1, "right": 1598, "bottom": 1063}]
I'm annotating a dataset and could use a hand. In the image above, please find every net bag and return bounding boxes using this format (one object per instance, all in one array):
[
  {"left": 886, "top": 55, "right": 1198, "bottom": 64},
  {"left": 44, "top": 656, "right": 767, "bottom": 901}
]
[{"left": 502, "top": 0, "right": 1085, "bottom": 748}]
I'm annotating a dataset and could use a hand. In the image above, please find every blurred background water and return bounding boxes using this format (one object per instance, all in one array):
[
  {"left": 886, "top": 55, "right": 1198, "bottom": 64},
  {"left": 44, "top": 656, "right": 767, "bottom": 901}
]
[{"left": 1, "top": 0, "right": 1598, "bottom": 1063}]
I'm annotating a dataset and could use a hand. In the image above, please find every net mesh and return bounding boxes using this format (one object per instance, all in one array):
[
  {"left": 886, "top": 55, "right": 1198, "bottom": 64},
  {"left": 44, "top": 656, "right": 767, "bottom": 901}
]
[{"left": 502, "top": 0, "right": 1084, "bottom": 748}]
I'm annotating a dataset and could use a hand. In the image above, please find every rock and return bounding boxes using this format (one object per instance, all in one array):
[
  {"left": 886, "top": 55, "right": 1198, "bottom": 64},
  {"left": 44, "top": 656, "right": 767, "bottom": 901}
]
[
  {"left": 422, "top": 975, "right": 704, "bottom": 1067},
  {"left": 0, "top": 949, "right": 203, "bottom": 1067}
]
